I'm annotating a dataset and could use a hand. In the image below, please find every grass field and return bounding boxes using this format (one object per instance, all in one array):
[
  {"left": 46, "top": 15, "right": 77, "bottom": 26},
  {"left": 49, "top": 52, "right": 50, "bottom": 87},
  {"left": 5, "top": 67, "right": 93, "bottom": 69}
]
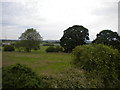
[{"left": 2, "top": 46, "right": 72, "bottom": 75}]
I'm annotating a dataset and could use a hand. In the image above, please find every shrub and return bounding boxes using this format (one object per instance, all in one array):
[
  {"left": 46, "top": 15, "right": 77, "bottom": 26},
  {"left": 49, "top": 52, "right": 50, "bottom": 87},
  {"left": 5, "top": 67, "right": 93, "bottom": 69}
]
[
  {"left": 41, "top": 68, "right": 104, "bottom": 88},
  {"left": 34, "top": 46, "right": 40, "bottom": 50},
  {"left": 43, "top": 43, "right": 54, "bottom": 46},
  {"left": 3, "top": 45, "right": 15, "bottom": 51},
  {"left": 72, "top": 44, "right": 120, "bottom": 88},
  {"left": 46, "top": 46, "right": 56, "bottom": 52},
  {"left": 2, "top": 64, "right": 48, "bottom": 89},
  {"left": 46, "top": 46, "right": 63, "bottom": 52},
  {"left": 41, "top": 68, "right": 87, "bottom": 88},
  {"left": 55, "top": 46, "right": 63, "bottom": 52}
]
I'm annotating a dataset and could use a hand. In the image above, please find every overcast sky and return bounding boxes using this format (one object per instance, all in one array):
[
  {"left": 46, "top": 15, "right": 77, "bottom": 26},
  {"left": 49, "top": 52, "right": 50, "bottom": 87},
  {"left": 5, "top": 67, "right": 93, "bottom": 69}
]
[{"left": 1, "top": 0, "right": 120, "bottom": 40}]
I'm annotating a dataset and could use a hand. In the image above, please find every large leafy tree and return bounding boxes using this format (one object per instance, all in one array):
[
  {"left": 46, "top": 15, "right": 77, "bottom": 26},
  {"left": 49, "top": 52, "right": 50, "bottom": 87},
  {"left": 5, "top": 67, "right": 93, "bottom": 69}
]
[
  {"left": 19, "top": 28, "right": 42, "bottom": 52},
  {"left": 60, "top": 25, "right": 89, "bottom": 52},
  {"left": 92, "top": 30, "right": 120, "bottom": 50}
]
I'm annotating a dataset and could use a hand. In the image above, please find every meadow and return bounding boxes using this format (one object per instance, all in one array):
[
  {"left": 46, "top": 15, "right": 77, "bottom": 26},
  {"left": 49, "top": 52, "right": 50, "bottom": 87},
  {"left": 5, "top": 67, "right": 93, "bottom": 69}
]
[
  {"left": 2, "top": 44, "right": 120, "bottom": 88},
  {"left": 2, "top": 46, "right": 72, "bottom": 75}
]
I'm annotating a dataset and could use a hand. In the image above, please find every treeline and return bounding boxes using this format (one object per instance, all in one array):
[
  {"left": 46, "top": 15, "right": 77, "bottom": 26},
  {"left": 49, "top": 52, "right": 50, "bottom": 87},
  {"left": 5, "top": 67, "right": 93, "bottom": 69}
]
[
  {"left": 3, "top": 25, "right": 120, "bottom": 53},
  {"left": 60, "top": 25, "right": 120, "bottom": 52}
]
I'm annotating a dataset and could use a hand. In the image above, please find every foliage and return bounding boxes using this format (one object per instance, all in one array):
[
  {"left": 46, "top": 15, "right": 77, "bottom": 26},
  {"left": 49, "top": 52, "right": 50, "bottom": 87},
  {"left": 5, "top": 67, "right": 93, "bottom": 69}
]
[
  {"left": 14, "top": 41, "right": 23, "bottom": 52},
  {"left": 60, "top": 25, "right": 89, "bottom": 52},
  {"left": 55, "top": 46, "right": 63, "bottom": 52},
  {"left": 72, "top": 44, "right": 120, "bottom": 88},
  {"left": 41, "top": 68, "right": 104, "bottom": 88},
  {"left": 3, "top": 45, "right": 15, "bottom": 51},
  {"left": 2, "top": 64, "right": 48, "bottom": 89},
  {"left": 4, "top": 45, "right": 120, "bottom": 88},
  {"left": 2, "top": 63, "right": 105, "bottom": 88},
  {"left": 42, "top": 43, "right": 54, "bottom": 46},
  {"left": 3, "top": 46, "right": 71, "bottom": 74},
  {"left": 46, "top": 46, "right": 63, "bottom": 52},
  {"left": 19, "top": 28, "right": 42, "bottom": 52},
  {"left": 46, "top": 46, "right": 55, "bottom": 52},
  {"left": 34, "top": 46, "right": 40, "bottom": 50},
  {"left": 14, "top": 41, "right": 41, "bottom": 51},
  {"left": 93, "top": 30, "right": 120, "bottom": 50}
]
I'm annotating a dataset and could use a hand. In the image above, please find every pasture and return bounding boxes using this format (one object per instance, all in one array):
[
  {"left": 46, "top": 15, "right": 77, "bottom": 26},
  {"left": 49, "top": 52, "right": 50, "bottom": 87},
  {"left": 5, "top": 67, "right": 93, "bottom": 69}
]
[{"left": 2, "top": 46, "right": 72, "bottom": 75}]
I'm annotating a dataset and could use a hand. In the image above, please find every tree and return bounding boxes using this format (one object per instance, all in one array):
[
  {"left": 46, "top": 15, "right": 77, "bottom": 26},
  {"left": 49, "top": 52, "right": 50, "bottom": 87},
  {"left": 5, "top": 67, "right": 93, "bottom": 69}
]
[
  {"left": 60, "top": 25, "right": 89, "bottom": 52},
  {"left": 14, "top": 41, "right": 23, "bottom": 52},
  {"left": 92, "top": 30, "right": 120, "bottom": 50},
  {"left": 19, "top": 28, "right": 42, "bottom": 52}
]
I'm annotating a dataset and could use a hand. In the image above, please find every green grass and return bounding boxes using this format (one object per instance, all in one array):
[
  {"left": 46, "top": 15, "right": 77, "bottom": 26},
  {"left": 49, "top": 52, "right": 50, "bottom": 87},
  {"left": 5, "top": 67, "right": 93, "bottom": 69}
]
[{"left": 2, "top": 46, "right": 72, "bottom": 75}]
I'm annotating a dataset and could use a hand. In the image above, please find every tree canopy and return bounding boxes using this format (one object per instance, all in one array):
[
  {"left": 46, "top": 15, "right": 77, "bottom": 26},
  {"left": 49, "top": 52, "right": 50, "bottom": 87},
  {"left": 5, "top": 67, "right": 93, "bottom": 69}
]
[
  {"left": 19, "top": 28, "right": 42, "bottom": 52},
  {"left": 19, "top": 28, "right": 42, "bottom": 41},
  {"left": 60, "top": 25, "right": 89, "bottom": 52},
  {"left": 92, "top": 30, "right": 120, "bottom": 50}
]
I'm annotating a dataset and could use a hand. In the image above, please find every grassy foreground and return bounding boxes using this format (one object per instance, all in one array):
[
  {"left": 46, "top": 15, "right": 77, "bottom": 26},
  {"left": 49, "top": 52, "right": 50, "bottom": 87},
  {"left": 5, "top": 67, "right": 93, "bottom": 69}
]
[{"left": 2, "top": 46, "right": 72, "bottom": 75}]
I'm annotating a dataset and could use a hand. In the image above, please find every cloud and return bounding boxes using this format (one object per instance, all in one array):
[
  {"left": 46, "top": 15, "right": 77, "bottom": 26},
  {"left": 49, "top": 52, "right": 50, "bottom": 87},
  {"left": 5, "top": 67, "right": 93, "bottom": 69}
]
[
  {"left": 1, "top": 0, "right": 119, "bottom": 40},
  {"left": 2, "top": 2, "right": 46, "bottom": 26}
]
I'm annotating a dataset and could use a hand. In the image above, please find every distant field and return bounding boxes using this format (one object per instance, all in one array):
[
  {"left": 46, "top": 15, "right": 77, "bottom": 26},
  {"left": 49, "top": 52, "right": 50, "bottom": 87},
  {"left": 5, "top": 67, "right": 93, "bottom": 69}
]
[{"left": 2, "top": 46, "right": 72, "bottom": 75}]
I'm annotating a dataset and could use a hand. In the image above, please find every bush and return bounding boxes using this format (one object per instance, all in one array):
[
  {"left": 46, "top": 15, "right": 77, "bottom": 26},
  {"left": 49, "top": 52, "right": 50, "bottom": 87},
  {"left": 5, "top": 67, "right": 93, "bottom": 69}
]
[
  {"left": 2, "top": 64, "right": 48, "bottom": 89},
  {"left": 72, "top": 44, "right": 120, "bottom": 88},
  {"left": 3, "top": 45, "right": 15, "bottom": 51},
  {"left": 46, "top": 46, "right": 63, "bottom": 52},
  {"left": 43, "top": 43, "right": 54, "bottom": 46},
  {"left": 55, "top": 46, "right": 63, "bottom": 52},
  {"left": 41, "top": 68, "right": 87, "bottom": 88},
  {"left": 41, "top": 68, "right": 104, "bottom": 88},
  {"left": 46, "top": 46, "right": 56, "bottom": 52},
  {"left": 34, "top": 46, "right": 40, "bottom": 50}
]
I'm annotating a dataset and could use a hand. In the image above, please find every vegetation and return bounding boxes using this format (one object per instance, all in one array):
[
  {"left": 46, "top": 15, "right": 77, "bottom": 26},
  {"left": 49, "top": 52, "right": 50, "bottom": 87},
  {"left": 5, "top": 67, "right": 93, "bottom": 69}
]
[
  {"left": 41, "top": 67, "right": 105, "bottom": 88},
  {"left": 46, "top": 46, "right": 63, "bottom": 52},
  {"left": 3, "top": 45, "right": 15, "bottom": 51},
  {"left": 72, "top": 44, "right": 120, "bottom": 88},
  {"left": 55, "top": 46, "right": 63, "bottom": 52},
  {"left": 42, "top": 43, "right": 54, "bottom": 46},
  {"left": 93, "top": 30, "right": 120, "bottom": 50},
  {"left": 3, "top": 46, "right": 71, "bottom": 75},
  {"left": 60, "top": 25, "right": 89, "bottom": 52},
  {"left": 14, "top": 41, "right": 23, "bottom": 52},
  {"left": 41, "top": 68, "right": 87, "bottom": 88},
  {"left": 46, "top": 46, "right": 56, "bottom": 52},
  {"left": 2, "top": 64, "right": 48, "bottom": 89},
  {"left": 18, "top": 28, "right": 42, "bottom": 52},
  {"left": 2, "top": 44, "right": 120, "bottom": 88},
  {"left": 2, "top": 63, "right": 104, "bottom": 88},
  {"left": 2, "top": 25, "right": 120, "bottom": 88}
]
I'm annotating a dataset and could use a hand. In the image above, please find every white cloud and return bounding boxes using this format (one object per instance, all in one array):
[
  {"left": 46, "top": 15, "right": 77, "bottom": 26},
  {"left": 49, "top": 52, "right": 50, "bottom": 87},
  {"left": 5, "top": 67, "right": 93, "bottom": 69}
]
[{"left": 1, "top": 0, "right": 119, "bottom": 40}]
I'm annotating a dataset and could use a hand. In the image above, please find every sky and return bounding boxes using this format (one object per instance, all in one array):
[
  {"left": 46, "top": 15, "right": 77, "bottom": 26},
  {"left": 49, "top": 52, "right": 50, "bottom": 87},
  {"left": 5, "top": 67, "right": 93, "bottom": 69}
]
[
  {"left": 118, "top": 1, "right": 120, "bottom": 35},
  {"left": 0, "top": 0, "right": 120, "bottom": 40}
]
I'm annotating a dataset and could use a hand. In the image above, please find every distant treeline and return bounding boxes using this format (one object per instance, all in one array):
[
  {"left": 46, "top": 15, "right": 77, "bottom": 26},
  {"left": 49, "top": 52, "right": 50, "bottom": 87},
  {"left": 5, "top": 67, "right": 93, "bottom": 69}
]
[
  {"left": 2, "top": 39, "right": 18, "bottom": 42},
  {"left": 1, "top": 39, "right": 60, "bottom": 43}
]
